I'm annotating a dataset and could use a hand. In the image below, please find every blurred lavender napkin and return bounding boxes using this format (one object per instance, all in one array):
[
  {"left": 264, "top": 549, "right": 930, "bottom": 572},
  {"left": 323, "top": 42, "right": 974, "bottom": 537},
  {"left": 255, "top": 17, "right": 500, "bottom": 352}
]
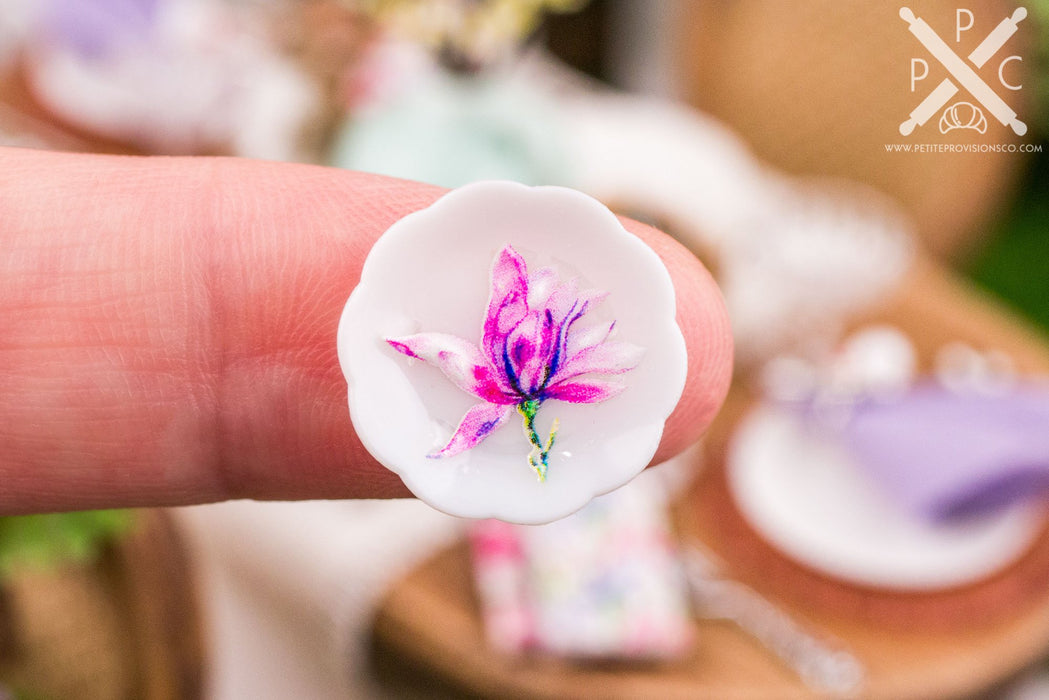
[
  {"left": 44, "top": 0, "right": 159, "bottom": 58},
  {"left": 841, "top": 383, "right": 1049, "bottom": 521}
]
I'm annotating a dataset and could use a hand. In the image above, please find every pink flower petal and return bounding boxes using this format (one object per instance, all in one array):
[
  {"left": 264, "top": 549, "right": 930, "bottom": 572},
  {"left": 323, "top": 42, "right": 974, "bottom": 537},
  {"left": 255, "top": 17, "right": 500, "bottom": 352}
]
[
  {"left": 543, "top": 378, "right": 626, "bottom": 404},
  {"left": 504, "top": 309, "right": 558, "bottom": 393},
  {"left": 527, "top": 267, "right": 558, "bottom": 309},
  {"left": 554, "top": 341, "right": 645, "bottom": 382},
  {"left": 486, "top": 246, "right": 529, "bottom": 327},
  {"left": 564, "top": 321, "right": 615, "bottom": 359},
  {"left": 543, "top": 278, "right": 580, "bottom": 322},
  {"left": 546, "top": 283, "right": 608, "bottom": 325},
  {"left": 430, "top": 402, "right": 514, "bottom": 458},
  {"left": 545, "top": 289, "right": 607, "bottom": 375},
  {"left": 387, "top": 333, "right": 515, "bottom": 404},
  {"left": 483, "top": 246, "right": 530, "bottom": 382}
]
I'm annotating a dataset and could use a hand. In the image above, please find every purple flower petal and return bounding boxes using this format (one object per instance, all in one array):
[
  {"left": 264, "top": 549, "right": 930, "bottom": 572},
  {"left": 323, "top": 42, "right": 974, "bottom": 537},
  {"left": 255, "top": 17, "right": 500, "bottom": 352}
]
[
  {"left": 555, "top": 341, "right": 645, "bottom": 382},
  {"left": 387, "top": 333, "right": 515, "bottom": 405},
  {"left": 543, "top": 378, "right": 626, "bottom": 404},
  {"left": 430, "top": 402, "right": 514, "bottom": 458}
]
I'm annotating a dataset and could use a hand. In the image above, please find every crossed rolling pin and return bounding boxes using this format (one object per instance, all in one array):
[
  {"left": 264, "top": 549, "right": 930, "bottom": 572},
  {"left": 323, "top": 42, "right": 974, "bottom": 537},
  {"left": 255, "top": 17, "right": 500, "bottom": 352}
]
[{"left": 900, "top": 6, "right": 1027, "bottom": 136}]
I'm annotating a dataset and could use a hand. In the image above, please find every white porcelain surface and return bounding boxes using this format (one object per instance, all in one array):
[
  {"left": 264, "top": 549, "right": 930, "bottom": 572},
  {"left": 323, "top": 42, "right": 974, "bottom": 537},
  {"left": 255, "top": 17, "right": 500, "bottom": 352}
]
[
  {"left": 338, "top": 181, "right": 687, "bottom": 524},
  {"left": 727, "top": 404, "right": 1044, "bottom": 590}
]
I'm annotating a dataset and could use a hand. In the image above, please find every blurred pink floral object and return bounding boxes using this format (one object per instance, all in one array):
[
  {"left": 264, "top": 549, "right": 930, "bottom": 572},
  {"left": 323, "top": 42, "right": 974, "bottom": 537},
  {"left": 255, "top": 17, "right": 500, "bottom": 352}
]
[{"left": 387, "top": 245, "right": 643, "bottom": 481}]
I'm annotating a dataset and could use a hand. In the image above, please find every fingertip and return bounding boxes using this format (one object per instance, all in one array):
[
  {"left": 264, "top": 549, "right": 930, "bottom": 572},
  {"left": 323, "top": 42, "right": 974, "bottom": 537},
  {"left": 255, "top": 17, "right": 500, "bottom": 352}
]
[{"left": 618, "top": 217, "right": 734, "bottom": 463}]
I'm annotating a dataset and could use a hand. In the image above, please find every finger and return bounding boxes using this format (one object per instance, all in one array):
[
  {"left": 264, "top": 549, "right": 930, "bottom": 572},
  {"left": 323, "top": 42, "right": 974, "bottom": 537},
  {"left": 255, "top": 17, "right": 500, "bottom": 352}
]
[
  {"left": 0, "top": 148, "right": 732, "bottom": 513},
  {"left": 619, "top": 217, "right": 733, "bottom": 466}
]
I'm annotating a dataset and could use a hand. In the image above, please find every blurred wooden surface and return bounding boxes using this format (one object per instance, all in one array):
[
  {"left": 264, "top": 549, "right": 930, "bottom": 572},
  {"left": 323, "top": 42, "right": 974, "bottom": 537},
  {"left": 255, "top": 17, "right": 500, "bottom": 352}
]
[
  {"left": 673, "top": 0, "right": 1033, "bottom": 259},
  {"left": 372, "top": 255, "right": 1049, "bottom": 699},
  {"left": 0, "top": 61, "right": 143, "bottom": 155},
  {"left": 0, "top": 510, "right": 205, "bottom": 700}
]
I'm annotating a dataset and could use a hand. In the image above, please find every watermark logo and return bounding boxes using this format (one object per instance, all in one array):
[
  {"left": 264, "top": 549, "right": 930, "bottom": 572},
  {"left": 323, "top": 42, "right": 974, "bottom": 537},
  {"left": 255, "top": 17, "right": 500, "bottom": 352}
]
[
  {"left": 900, "top": 6, "right": 1026, "bottom": 136},
  {"left": 939, "top": 101, "right": 987, "bottom": 133}
]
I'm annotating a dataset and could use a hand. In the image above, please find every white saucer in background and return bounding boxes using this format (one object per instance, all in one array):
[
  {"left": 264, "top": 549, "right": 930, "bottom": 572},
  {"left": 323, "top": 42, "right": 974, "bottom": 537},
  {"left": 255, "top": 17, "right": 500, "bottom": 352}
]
[{"left": 727, "top": 405, "right": 1045, "bottom": 591}]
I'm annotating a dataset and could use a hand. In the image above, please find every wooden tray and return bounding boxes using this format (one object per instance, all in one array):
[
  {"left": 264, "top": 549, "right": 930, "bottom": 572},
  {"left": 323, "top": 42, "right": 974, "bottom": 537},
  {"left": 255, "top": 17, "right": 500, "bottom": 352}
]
[
  {"left": 0, "top": 510, "right": 205, "bottom": 700},
  {"left": 0, "top": 61, "right": 145, "bottom": 155},
  {"left": 370, "top": 256, "right": 1049, "bottom": 699}
]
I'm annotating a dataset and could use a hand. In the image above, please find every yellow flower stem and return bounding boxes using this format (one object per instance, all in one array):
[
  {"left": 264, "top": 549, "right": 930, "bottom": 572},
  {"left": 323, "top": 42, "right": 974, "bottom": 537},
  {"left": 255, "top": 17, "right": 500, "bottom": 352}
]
[{"left": 517, "top": 399, "right": 557, "bottom": 482}]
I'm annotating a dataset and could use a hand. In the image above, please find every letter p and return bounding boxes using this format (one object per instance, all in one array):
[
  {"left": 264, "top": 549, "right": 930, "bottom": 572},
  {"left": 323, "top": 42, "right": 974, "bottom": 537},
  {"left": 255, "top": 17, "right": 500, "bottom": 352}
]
[
  {"left": 956, "top": 8, "right": 974, "bottom": 42},
  {"left": 910, "top": 58, "right": 928, "bottom": 92}
]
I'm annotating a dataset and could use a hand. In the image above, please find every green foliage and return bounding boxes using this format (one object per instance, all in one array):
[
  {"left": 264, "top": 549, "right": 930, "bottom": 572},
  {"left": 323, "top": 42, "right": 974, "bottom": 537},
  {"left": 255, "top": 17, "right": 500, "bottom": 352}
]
[
  {"left": 0, "top": 511, "right": 133, "bottom": 578},
  {"left": 966, "top": 149, "right": 1049, "bottom": 329},
  {"left": 1031, "top": 0, "right": 1049, "bottom": 134}
]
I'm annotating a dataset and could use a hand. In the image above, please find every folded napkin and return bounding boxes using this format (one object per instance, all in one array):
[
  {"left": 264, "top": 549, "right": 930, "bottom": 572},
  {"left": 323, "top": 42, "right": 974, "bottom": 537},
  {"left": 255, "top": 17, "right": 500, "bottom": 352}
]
[{"left": 840, "top": 383, "right": 1049, "bottom": 521}]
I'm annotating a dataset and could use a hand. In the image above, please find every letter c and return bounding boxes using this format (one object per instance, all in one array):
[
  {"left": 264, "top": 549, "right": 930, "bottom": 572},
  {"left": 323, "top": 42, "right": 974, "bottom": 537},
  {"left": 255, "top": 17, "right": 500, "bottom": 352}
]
[{"left": 999, "top": 55, "right": 1022, "bottom": 91}]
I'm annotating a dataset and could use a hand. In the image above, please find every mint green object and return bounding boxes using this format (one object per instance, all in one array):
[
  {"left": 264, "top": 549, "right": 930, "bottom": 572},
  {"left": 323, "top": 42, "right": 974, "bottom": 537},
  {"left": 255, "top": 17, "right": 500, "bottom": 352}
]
[{"left": 332, "top": 68, "right": 569, "bottom": 189}]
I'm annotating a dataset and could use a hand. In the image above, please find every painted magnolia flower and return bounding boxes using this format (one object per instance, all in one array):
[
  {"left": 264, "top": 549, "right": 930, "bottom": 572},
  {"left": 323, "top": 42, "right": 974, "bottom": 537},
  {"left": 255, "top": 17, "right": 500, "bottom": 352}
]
[
  {"left": 387, "top": 245, "right": 643, "bottom": 481},
  {"left": 338, "top": 181, "right": 687, "bottom": 524}
]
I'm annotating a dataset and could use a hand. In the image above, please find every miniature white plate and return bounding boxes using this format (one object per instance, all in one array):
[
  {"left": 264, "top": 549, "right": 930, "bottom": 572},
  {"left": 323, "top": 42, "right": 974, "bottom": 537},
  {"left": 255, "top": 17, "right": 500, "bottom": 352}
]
[
  {"left": 727, "top": 405, "right": 1044, "bottom": 590},
  {"left": 338, "top": 181, "right": 687, "bottom": 524}
]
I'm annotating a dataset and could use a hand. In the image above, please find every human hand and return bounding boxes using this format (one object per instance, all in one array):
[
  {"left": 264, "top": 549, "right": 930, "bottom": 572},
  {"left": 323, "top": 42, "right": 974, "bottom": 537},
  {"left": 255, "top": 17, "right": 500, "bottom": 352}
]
[{"left": 0, "top": 147, "right": 732, "bottom": 514}]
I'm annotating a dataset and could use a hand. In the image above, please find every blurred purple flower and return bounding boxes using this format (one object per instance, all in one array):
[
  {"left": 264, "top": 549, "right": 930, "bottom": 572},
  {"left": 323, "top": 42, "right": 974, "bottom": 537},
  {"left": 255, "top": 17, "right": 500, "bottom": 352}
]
[{"left": 387, "top": 245, "right": 643, "bottom": 480}]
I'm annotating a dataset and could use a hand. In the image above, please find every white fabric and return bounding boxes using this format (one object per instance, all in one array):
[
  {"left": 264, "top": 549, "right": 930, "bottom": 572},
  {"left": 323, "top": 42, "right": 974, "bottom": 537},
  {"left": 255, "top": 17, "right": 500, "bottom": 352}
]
[{"left": 176, "top": 500, "right": 460, "bottom": 699}]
